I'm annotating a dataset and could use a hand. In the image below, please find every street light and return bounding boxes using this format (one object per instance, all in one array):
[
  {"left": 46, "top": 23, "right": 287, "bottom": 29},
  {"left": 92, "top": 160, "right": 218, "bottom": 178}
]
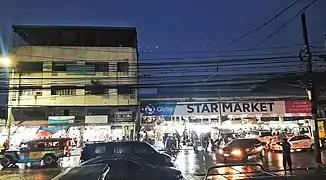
[
  {"left": 0, "top": 56, "right": 14, "bottom": 140},
  {"left": 0, "top": 56, "right": 12, "bottom": 67}
]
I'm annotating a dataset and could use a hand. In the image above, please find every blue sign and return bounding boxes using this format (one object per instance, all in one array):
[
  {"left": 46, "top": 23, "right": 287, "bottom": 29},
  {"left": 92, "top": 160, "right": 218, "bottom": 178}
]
[
  {"left": 67, "top": 64, "right": 96, "bottom": 75},
  {"left": 141, "top": 103, "right": 176, "bottom": 116},
  {"left": 48, "top": 116, "right": 75, "bottom": 125}
]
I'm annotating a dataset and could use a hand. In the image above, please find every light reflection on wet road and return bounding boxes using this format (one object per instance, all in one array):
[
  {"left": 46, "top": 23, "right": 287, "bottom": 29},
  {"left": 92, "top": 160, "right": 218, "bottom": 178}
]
[
  {"left": 0, "top": 148, "right": 326, "bottom": 180},
  {"left": 175, "top": 148, "right": 326, "bottom": 179},
  {"left": 175, "top": 149, "right": 322, "bottom": 174}
]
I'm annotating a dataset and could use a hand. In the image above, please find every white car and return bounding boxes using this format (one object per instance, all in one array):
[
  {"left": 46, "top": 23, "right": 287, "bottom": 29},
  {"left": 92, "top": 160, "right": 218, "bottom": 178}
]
[
  {"left": 270, "top": 135, "right": 316, "bottom": 152},
  {"left": 247, "top": 131, "right": 273, "bottom": 148}
]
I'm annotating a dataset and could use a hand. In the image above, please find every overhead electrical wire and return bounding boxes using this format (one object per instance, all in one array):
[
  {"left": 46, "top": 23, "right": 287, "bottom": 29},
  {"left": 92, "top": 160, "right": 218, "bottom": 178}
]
[
  {"left": 11, "top": 42, "right": 322, "bottom": 55},
  {"left": 253, "top": 0, "right": 317, "bottom": 48},
  {"left": 13, "top": 53, "right": 308, "bottom": 67},
  {"left": 227, "top": 0, "right": 303, "bottom": 45},
  {"left": 2, "top": 69, "right": 310, "bottom": 87}
]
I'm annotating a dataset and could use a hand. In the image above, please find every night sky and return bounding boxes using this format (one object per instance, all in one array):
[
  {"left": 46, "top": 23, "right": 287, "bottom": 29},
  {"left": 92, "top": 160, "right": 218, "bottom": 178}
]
[{"left": 0, "top": 0, "right": 326, "bottom": 99}]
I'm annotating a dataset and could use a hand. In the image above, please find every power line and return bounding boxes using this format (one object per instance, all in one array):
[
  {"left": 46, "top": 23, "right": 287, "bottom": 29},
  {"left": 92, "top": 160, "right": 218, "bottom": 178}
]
[
  {"left": 227, "top": 0, "right": 303, "bottom": 45},
  {"left": 253, "top": 0, "right": 317, "bottom": 48},
  {"left": 3, "top": 54, "right": 312, "bottom": 71},
  {"left": 3, "top": 71, "right": 307, "bottom": 88},
  {"left": 12, "top": 42, "right": 322, "bottom": 55},
  {"left": 1, "top": 60, "right": 306, "bottom": 75}
]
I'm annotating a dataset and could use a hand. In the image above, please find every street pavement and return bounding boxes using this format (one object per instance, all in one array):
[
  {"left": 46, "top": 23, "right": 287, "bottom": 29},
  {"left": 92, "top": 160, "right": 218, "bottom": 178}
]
[{"left": 1, "top": 147, "right": 326, "bottom": 179}]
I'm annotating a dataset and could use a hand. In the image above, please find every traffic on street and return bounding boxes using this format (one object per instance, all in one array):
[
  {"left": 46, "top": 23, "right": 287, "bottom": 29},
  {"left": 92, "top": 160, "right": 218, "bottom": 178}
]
[
  {"left": 1, "top": 1, "right": 326, "bottom": 179},
  {"left": 0, "top": 136, "right": 326, "bottom": 179}
]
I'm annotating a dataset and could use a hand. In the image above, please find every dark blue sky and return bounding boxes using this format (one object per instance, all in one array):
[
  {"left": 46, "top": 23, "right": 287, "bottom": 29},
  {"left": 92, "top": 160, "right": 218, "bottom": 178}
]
[
  {"left": 1, "top": 0, "right": 325, "bottom": 57},
  {"left": 0, "top": 0, "right": 325, "bottom": 98}
]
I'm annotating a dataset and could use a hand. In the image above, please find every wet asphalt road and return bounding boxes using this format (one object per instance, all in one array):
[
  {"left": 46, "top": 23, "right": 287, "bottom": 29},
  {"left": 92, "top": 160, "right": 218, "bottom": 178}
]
[{"left": 1, "top": 147, "right": 326, "bottom": 180}]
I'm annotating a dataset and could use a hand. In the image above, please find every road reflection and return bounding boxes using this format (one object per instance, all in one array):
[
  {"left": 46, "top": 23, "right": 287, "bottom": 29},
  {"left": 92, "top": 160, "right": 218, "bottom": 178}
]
[{"left": 1, "top": 148, "right": 325, "bottom": 180}]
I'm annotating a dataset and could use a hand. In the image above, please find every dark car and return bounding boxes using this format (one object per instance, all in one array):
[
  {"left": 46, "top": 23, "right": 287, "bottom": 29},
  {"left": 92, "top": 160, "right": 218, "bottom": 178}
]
[
  {"left": 217, "top": 138, "right": 266, "bottom": 162},
  {"left": 80, "top": 141, "right": 173, "bottom": 166},
  {"left": 52, "top": 163, "right": 110, "bottom": 180},
  {"left": 54, "top": 157, "right": 183, "bottom": 180}
]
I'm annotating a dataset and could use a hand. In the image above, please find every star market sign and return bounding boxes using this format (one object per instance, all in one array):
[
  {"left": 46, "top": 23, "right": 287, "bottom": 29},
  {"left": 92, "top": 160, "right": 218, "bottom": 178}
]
[
  {"left": 186, "top": 102, "right": 275, "bottom": 114},
  {"left": 141, "top": 101, "right": 285, "bottom": 116}
]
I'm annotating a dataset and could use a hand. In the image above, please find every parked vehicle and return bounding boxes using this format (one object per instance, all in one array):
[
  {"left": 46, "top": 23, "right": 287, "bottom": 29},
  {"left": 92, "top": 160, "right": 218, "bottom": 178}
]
[
  {"left": 0, "top": 138, "right": 71, "bottom": 168},
  {"left": 217, "top": 138, "right": 266, "bottom": 162},
  {"left": 52, "top": 163, "right": 110, "bottom": 180},
  {"left": 247, "top": 131, "right": 273, "bottom": 148},
  {"left": 80, "top": 141, "right": 173, "bottom": 167},
  {"left": 54, "top": 157, "right": 184, "bottom": 180},
  {"left": 270, "top": 135, "right": 320, "bottom": 152}
]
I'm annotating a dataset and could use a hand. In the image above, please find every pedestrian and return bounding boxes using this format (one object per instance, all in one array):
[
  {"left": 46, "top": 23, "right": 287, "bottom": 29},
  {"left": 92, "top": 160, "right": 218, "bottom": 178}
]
[{"left": 278, "top": 138, "right": 292, "bottom": 175}]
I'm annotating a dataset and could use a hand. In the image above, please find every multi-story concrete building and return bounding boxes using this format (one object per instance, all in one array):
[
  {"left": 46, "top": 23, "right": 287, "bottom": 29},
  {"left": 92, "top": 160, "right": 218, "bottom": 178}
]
[{"left": 7, "top": 25, "right": 139, "bottom": 140}]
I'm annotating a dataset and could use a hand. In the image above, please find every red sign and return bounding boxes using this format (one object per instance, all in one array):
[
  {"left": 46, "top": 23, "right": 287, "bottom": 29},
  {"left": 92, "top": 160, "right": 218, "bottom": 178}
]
[{"left": 285, "top": 101, "right": 311, "bottom": 114}]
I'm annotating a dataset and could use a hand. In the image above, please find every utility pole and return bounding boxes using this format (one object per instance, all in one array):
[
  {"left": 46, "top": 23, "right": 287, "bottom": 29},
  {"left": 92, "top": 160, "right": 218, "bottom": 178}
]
[
  {"left": 217, "top": 66, "right": 222, "bottom": 127},
  {"left": 300, "top": 13, "right": 322, "bottom": 163},
  {"left": 218, "top": 87, "right": 222, "bottom": 127}
]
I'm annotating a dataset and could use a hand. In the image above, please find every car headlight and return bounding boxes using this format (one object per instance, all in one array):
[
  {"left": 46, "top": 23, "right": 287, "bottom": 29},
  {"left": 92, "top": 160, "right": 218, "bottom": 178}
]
[{"left": 231, "top": 149, "right": 242, "bottom": 156}]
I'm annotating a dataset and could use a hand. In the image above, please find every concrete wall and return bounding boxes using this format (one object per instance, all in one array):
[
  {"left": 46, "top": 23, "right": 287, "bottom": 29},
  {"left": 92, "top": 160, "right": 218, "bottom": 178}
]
[{"left": 9, "top": 46, "right": 138, "bottom": 107}]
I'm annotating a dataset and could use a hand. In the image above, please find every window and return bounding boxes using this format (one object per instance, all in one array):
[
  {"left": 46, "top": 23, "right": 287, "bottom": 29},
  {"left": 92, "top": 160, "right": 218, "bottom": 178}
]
[
  {"left": 51, "top": 87, "right": 76, "bottom": 95},
  {"left": 289, "top": 136, "right": 305, "bottom": 142},
  {"left": 64, "top": 110, "right": 69, "bottom": 116},
  {"left": 113, "top": 146, "right": 133, "bottom": 155},
  {"left": 20, "top": 90, "right": 33, "bottom": 96},
  {"left": 302, "top": 135, "right": 311, "bottom": 140},
  {"left": 52, "top": 62, "right": 67, "bottom": 71},
  {"left": 117, "top": 62, "right": 129, "bottom": 72},
  {"left": 85, "top": 86, "right": 108, "bottom": 95},
  {"left": 134, "top": 144, "right": 154, "bottom": 155},
  {"left": 94, "top": 63, "right": 109, "bottom": 72},
  {"left": 18, "top": 62, "right": 43, "bottom": 72},
  {"left": 230, "top": 139, "right": 250, "bottom": 147},
  {"left": 51, "top": 108, "right": 78, "bottom": 116},
  {"left": 260, "top": 132, "right": 272, "bottom": 137},
  {"left": 249, "top": 139, "right": 262, "bottom": 146},
  {"left": 94, "top": 145, "right": 107, "bottom": 154},
  {"left": 117, "top": 86, "right": 133, "bottom": 95}
]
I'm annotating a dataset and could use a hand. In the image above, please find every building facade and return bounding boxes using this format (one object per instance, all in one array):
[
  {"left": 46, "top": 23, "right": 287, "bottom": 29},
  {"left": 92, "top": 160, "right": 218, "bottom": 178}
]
[{"left": 7, "top": 25, "right": 139, "bottom": 139}]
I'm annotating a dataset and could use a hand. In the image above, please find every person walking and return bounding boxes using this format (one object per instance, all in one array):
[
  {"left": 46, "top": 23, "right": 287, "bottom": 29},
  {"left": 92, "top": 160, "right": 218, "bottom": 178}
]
[{"left": 278, "top": 138, "right": 292, "bottom": 175}]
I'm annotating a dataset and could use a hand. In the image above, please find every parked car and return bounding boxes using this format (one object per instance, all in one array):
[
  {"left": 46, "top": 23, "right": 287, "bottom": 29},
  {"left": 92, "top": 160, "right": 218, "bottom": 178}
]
[
  {"left": 80, "top": 141, "right": 173, "bottom": 166},
  {"left": 217, "top": 138, "right": 266, "bottom": 162},
  {"left": 54, "top": 157, "right": 184, "bottom": 180},
  {"left": 247, "top": 131, "right": 273, "bottom": 148},
  {"left": 270, "top": 135, "right": 319, "bottom": 152},
  {"left": 52, "top": 163, "right": 109, "bottom": 180}
]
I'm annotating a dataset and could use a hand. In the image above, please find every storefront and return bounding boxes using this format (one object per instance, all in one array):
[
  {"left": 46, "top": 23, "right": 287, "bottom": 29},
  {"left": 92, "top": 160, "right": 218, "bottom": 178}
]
[
  {"left": 2, "top": 107, "right": 138, "bottom": 146},
  {"left": 140, "top": 100, "right": 315, "bottom": 141}
]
